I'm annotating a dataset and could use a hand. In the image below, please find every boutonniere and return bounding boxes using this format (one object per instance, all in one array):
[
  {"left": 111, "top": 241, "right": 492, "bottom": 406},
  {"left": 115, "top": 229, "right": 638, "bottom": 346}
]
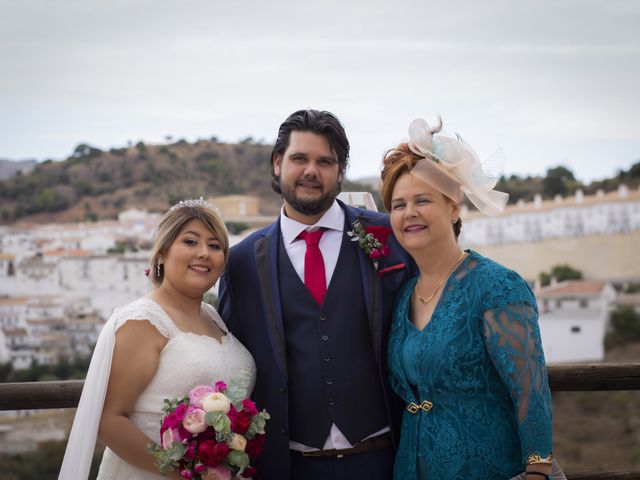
[{"left": 347, "top": 220, "right": 391, "bottom": 270}]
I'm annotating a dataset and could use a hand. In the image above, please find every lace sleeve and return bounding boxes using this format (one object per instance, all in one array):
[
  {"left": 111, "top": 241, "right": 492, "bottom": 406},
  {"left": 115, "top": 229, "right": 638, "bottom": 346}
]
[
  {"left": 481, "top": 269, "right": 553, "bottom": 464},
  {"left": 111, "top": 298, "right": 177, "bottom": 338}
]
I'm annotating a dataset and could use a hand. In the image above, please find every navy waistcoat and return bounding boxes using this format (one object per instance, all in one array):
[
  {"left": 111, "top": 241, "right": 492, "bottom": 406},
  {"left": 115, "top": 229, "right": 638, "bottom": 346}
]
[{"left": 278, "top": 229, "right": 388, "bottom": 447}]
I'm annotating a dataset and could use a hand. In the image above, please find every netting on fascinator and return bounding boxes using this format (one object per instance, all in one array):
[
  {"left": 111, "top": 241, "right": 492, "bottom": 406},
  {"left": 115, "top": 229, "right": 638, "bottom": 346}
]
[{"left": 407, "top": 118, "right": 509, "bottom": 216}]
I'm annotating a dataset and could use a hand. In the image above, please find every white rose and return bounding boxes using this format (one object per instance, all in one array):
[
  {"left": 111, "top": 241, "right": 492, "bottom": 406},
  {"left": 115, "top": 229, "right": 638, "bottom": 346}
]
[
  {"left": 227, "top": 433, "right": 247, "bottom": 452},
  {"left": 201, "top": 392, "right": 231, "bottom": 413}
]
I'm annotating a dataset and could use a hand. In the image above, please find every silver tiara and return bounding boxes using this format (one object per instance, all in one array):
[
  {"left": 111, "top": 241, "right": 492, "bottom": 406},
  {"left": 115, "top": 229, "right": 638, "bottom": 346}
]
[{"left": 169, "top": 197, "right": 219, "bottom": 213}]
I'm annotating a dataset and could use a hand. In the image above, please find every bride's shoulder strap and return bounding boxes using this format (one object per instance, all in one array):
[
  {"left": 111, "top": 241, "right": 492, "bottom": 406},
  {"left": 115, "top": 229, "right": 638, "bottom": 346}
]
[
  {"left": 201, "top": 302, "right": 229, "bottom": 334},
  {"left": 110, "top": 297, "right": 179, "bottom": 339}
]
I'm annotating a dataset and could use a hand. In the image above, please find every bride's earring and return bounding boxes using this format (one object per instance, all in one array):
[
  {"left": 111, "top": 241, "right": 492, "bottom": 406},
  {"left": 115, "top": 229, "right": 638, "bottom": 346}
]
[{"left": 157, "top": 258, "right": 162, "bottom": 278}]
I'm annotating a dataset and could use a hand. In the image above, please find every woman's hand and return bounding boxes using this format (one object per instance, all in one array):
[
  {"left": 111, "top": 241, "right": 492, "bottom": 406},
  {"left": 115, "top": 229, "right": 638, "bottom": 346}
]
[{"left": 525, "top": 463, "right": 552, "bottom": 480}]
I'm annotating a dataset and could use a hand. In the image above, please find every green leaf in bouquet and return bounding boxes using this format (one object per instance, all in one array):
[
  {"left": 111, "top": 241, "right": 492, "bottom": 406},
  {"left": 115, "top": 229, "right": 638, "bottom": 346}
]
[
  {"left": 160, "top": 395, "right": 189, "bottom": 415},
  {"left": 225, "top": 369, "right": 253, "bottom": 405},
  {"left": 227, "top": 450, "right": 250, "bottom": 470},
  {"left": 205, "top": 410, "right": 231, "bottom": 434},
  {"left": 147, "top": 442, "right": 184, "bottom": 473},
  {"left": 245, "top": 410, "right": 271, "bottom": 438}
]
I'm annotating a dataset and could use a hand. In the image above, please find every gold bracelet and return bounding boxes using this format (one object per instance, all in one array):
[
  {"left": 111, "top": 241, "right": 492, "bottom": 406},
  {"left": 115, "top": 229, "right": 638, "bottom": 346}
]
[{"left": 526, "top": 453, "right": 553, "bottom": 465}]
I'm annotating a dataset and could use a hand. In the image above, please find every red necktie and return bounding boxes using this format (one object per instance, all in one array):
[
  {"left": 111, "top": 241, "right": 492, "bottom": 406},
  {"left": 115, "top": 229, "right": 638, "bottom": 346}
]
[{"left": 298, "top": 229, "right": 327, "bottom": 305}]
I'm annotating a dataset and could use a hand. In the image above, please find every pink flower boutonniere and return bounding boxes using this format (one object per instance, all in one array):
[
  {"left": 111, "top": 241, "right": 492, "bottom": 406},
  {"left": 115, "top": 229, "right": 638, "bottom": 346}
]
[{"left": 347, "top": 221, "right": 391, "bottom": 270}]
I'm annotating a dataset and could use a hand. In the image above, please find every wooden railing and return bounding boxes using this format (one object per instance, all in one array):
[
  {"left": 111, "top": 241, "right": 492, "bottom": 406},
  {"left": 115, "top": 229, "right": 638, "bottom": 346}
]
[{"left": 1, "top": 363, "right": 639, "bottom": 479}]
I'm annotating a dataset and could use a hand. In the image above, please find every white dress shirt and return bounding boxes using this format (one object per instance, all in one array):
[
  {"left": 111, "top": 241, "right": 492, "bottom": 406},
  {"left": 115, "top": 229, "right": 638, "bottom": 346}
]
[{"left": 280, "top": 201, "right": 389, "bottom": 452}]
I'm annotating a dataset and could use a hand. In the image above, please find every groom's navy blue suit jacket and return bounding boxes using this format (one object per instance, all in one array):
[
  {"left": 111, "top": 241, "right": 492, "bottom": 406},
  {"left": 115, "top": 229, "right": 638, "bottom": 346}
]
[{"left": 218, "top": 200, "right": 415, "bottom": 480}]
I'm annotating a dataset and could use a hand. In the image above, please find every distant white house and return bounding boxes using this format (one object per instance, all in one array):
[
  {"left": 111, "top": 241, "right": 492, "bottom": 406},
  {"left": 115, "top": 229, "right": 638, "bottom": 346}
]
[{"left": 535, "top": 280, "right": 616, "bottom": 363}]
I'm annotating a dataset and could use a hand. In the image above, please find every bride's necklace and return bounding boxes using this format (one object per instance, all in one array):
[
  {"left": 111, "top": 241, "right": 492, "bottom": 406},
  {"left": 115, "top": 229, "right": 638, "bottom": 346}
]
[{"left": 415, "top": 250, "right": 466, "bottom": 306}]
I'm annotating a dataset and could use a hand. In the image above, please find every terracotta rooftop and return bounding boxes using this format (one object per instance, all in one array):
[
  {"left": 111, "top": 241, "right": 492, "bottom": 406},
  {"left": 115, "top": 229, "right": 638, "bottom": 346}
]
[
  {"left": 43, "top": 247, "right": 91, "bottom": 257},
  {"left": 0, "top": 297, "right": 28, "bottom": 306},
  {"left": 2, "top": 328, "right": 28, "bottom": 336}
]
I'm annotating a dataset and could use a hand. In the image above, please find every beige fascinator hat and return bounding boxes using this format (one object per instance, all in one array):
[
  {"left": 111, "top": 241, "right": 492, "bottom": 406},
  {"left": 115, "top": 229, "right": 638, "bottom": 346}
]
[{"left": 408, "top": 118, "right": 509, "bottom": 216}]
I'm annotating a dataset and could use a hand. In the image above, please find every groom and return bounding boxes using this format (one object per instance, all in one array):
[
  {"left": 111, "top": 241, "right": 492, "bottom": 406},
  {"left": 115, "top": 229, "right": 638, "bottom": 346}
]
[{"left": 218, "top": 109, "right": 414, "bottom": 480}]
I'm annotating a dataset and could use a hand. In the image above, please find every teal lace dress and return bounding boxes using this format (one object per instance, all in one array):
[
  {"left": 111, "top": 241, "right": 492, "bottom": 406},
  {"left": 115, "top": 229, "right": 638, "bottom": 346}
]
[{"left": 388, "top": 250, "right": 552, "bottom": 480}]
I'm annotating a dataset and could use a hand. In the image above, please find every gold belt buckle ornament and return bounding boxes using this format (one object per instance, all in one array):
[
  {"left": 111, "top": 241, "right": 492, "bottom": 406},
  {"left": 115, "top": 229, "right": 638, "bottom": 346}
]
[
  {"left": 526, "top": 453, "right": 554, "bottom": 465},
  {"left": 407, "top": 400, "right": 433, "bottom": 414}
]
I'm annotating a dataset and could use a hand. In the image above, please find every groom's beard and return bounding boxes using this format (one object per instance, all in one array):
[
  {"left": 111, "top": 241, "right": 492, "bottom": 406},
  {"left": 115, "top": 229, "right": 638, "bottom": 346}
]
[{"left": 279, "top": 175, "right": 341, "bottom": 217}]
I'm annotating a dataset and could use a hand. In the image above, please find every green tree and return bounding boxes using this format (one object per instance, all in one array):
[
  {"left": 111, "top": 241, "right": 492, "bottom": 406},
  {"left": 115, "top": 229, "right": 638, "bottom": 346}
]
[
  {"left": 543, "top": 166, "right": 580, "bottom": 198},
  {"left": 611, "top": 306, "right": 640, "bottom": 341},
  {"left": 539, "top": 264, "right": 583, "bottom": 286},
  {"left": 72, "top": 143, "right": 102, "bottom": 159},
  {"left": 606, "top": 305, "right": 640, "bottom": 349},
  {"left": 551, "top": 264, "right": 583, "bottom": 282},
  {"left": 34, "top": 189, "right": 69, "bottom": 212},
  {"left": 539, "top": 271, "right": 551, "bottom": 287}
]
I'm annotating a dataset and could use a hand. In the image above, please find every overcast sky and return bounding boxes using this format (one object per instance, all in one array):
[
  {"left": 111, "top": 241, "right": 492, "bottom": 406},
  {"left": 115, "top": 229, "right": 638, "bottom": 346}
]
[{"left": 1, "top": 0, "right": 639, "bottom": 182}]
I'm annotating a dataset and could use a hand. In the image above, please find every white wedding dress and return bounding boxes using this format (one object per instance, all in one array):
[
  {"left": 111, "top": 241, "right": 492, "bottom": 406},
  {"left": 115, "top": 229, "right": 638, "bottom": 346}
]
[{"left": 59, "top": 297, "right": 256, "bottom": 480}]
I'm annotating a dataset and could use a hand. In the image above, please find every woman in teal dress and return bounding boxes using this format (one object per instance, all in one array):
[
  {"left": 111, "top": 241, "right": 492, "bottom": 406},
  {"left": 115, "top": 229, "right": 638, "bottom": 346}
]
[{"left": 380, "top": 118, "right": 554, "bottom": 480}]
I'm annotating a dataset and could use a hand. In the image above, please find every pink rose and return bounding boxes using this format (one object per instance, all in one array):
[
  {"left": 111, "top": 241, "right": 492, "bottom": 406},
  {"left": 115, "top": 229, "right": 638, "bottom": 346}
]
[
  {"left": 182, "top": 406, "right": 207, "bottom": 434},
  {"left": 203, "top": 465, "right": 232, "bottom": 480},
  {"left": 189, "top": 385, "right": 217, "bottom": 408},
  {"left": 180, "top": 468, "right": 194, "bottom": 479},
  {"left": 162, "top": 403, "right": 188, "bottom": 431},
  {"left": 161, "top": 428, "right": 179, "bottom": 449},
  {"left": 214, "top": 381, "right": 227, "bottom": 392},
  {"left": 241, "top": 399, "right": 258, "bottom": 417}
]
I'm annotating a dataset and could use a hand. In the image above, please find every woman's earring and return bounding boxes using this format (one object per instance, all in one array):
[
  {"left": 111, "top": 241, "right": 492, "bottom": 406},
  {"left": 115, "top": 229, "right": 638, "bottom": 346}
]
[
  {"left": 452, "top": 218, "right": 458, "bottom": 224},
  {"left": 157, "top": 259, "right": 162, "bottom": 278}
]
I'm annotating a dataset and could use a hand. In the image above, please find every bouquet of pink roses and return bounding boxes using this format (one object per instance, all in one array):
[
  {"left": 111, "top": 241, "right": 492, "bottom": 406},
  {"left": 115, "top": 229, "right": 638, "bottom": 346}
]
[{"left": 149, "top": 370, "right": 269, "bottom": 480}]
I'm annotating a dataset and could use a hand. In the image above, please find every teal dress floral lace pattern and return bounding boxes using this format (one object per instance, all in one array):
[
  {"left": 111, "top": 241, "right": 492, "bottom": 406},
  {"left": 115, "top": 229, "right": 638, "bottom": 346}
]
[{"left": 388, "top": 250, "right": 552, "bottom": 480}]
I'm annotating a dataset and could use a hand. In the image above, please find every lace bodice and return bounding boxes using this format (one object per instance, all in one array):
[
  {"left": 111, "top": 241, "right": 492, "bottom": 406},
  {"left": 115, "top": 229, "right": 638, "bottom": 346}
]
[
  {"left": 388, "top": 250, "right": 552, "bottom": 480},
  {"left": 96, "top": 298, "right": 256, "bottom": 480}
]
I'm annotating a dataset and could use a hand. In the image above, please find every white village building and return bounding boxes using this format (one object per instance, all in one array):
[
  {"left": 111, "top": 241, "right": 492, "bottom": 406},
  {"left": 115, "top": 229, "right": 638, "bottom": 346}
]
[
  {"left": 460, "top": 185, "right": 640, "bottom": 247},
  {"left": 535, "top": 280, "right": 616, "bottom": 364}
]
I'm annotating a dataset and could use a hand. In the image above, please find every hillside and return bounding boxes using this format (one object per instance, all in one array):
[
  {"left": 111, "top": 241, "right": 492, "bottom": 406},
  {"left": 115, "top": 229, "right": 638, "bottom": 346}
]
[
  {"left": 1, "top": 138, "right": 638, "bottom": 225},
  {"left": 0, "top": 140, "right": 283, "bottom": 224}
]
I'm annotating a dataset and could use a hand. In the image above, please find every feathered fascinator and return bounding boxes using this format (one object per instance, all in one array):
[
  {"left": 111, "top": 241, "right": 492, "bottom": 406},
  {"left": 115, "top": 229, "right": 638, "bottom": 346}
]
[{"left": 407, "top": 118, "right": 509, "bottom": 216}]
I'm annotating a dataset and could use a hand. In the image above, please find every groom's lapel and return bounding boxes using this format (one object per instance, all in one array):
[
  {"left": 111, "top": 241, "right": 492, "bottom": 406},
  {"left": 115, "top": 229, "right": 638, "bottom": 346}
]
[
  {"left": 343, "top": 203, "right": 383, "bottom": 361},
  {"left": 254, "top": 220, "right": 288, "bottom": 380}
]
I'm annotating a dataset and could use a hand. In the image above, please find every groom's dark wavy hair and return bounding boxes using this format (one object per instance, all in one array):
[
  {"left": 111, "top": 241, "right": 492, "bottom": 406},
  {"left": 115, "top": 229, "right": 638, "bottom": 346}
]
[{"left": 270, "top": 109, "right": 350, "bottom": 194}]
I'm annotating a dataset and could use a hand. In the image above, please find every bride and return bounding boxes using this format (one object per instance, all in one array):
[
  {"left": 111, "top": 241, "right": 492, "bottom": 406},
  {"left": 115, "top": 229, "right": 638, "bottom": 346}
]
[{"left": 59, "top": 199, "right": 256, "bottom": 480}]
